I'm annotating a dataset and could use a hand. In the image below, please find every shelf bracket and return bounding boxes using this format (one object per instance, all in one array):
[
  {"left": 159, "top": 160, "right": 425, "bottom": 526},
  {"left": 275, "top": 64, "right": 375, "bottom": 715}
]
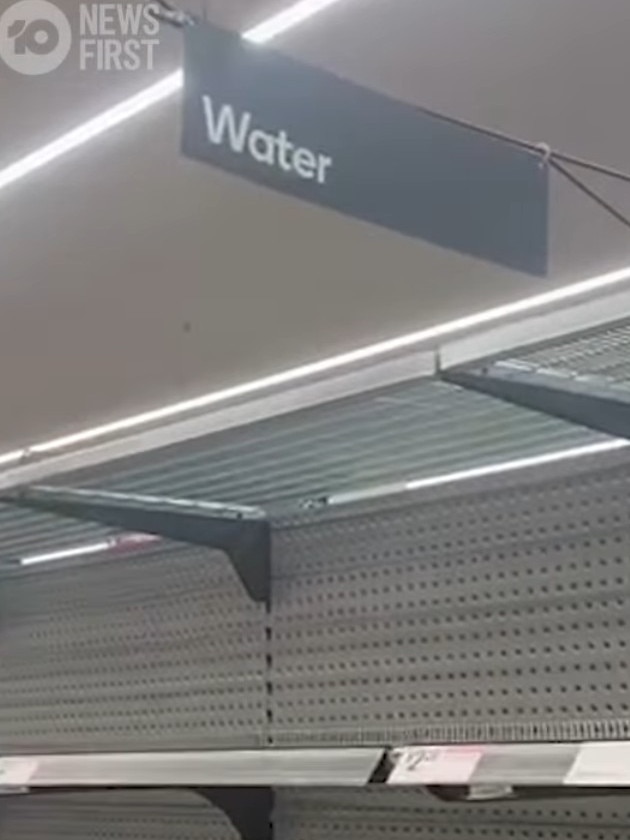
[
  {"left": 441, "top": 361, "right": 630, "bottom": 440},
  {"left": 197, "top": 786, "right": 274, "bottom": 840},
  {"left": 0, "top": 485, "right": 271, "bottom": 605}
]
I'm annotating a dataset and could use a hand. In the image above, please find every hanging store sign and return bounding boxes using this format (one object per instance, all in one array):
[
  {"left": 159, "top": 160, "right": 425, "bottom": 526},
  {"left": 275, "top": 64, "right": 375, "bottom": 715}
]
[{"left": 182, "top": 22, "right": 549, "bottom": 276}]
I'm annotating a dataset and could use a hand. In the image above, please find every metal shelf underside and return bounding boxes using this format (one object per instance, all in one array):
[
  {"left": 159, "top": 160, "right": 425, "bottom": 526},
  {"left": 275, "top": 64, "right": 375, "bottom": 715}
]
[{"left": 3, "top": 294, "right": 630, "bottom": 559}]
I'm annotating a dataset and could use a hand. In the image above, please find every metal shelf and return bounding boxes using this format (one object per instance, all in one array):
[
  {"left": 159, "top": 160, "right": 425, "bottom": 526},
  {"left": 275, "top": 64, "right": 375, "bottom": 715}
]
[
  {"left": 2, "top": 286, "right": 630, "bottom": 559},
  {"left": 389, "top": 742, "right": 630, "bottom": 788},
  {"left": 3, "top": 284, "right": 630, "bottom": 840},
  {"left": 0, "top": 748, "right": 383, "bottom": 789},
  {"left": 3, "top": 741, "right": 630, "bottom": 792}
]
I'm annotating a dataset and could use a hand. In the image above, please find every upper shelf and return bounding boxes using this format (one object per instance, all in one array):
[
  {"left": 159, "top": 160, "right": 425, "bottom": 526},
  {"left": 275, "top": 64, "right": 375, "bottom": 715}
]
[{"left": 1, "top": 285, "right": 630, "bottom": 560}]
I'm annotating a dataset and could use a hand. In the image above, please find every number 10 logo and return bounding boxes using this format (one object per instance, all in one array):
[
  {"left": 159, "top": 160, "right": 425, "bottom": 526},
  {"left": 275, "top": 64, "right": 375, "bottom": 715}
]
[{"left": 0, "top": 0, "right": 72, "bottom": 75}]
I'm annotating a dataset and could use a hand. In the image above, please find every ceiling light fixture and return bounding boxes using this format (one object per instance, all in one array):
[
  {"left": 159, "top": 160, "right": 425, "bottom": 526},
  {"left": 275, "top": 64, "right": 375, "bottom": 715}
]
[
  {"left": 0, "top": 72, "right": 183, "bottom": 194},
  {"left": 0, "top": 0, "right": 350, "bottom": 195},
  {"left": 0, "top": 450, "right": 26, "bottom": 467},
  {"left": 21, "top": 539, "right": 114, "bottom": 566},
  {"left": 243, "top": 0, "right": 348, "bottom": 43}
]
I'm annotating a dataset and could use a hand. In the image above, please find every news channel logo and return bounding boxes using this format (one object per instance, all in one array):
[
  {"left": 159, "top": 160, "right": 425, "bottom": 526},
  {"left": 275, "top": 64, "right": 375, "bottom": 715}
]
[
  {"left": 0, "top": 0, "right": 71, "bottom": 75},
  {"left": 0, "top": 0, "right": 160, "bottom": 75}
]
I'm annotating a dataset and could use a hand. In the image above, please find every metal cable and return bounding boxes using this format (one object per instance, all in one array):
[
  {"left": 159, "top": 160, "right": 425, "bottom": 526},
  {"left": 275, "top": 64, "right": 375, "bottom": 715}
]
[
  {"left": 552, "top": 152, "right": 630, "bottom": 185},
  {"left": 550, "top": 157, "right": 630, "bottom": 232}
]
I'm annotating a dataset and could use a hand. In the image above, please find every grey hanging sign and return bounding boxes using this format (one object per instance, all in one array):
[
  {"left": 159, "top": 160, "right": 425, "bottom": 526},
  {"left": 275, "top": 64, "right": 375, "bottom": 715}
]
[{"left": 182, "top": 22, "right": 549, "bottom": 276}]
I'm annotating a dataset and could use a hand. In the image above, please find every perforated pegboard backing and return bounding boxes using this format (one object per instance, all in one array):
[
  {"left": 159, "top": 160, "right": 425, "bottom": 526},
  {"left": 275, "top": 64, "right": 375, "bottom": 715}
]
[
  {"left": 271, "top": 459, "right": 630, "bottom": 745},
  {"left": 0, "top": 544, "right": 267, "bottom": 753},
  {"left": 0, "top": 790, "right": 237, "bottom": 840},
  {"left": 275, "top": 790, "right": 630, "bottom": 840}
]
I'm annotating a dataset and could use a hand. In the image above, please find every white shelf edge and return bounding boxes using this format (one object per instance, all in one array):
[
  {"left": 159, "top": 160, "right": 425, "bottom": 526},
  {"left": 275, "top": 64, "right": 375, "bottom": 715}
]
[
  {"left": 4, "top": 742, "right": 630, "bottom": 792},
  {"left": 0, "top": 748, "right": 384, "bottom": 789},
  {"left": 389, "top": 741, "right": 630, "bottom": 787}
]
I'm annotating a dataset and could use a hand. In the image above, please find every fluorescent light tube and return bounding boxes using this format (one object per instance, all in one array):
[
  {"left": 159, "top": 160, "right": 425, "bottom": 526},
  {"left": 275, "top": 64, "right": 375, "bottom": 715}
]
[
  {"left": 243, "top": 0, "right": 349, "bottom": 43},
  {"left": 21, "top": 539, "right": 114, "bottom": 566},
  {"left": 19, "top": 533, "right": 163, "bottom": 567},
  {"left": 0, "top": 450, "right": 26, "bottom": 467},
  {"left": 0, "top": 72, "right": 183, "bottom": 194}
]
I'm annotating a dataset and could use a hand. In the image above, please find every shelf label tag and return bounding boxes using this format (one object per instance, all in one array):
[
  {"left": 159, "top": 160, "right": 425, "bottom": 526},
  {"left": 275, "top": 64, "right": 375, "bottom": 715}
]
[
  {"left": 389, "top": 746, "right": 483, "bottom": 785},
  {"left": 0, "top": 758, "right": 39, "bottom": 789}
]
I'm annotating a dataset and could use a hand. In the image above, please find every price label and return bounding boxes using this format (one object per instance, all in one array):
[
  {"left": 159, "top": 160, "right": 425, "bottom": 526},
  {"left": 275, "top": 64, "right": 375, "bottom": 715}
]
[
  {"left": 389, "top": 746, "right": 483, "bottom": 785},
  {"left": 0, "top": 759, "right": 39, "bottom": 788}
]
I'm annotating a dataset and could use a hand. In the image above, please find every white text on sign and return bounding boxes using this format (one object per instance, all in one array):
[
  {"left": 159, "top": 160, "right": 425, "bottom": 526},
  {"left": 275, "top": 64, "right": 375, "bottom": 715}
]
[{"left": 202, "top": 95, "right": 333, "bottom": 185}]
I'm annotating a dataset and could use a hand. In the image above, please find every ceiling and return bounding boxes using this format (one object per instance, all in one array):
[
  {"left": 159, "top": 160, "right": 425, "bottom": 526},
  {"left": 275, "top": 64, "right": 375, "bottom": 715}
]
[{"left": 1, "top": 0, "right": 630, "bottom": 455}]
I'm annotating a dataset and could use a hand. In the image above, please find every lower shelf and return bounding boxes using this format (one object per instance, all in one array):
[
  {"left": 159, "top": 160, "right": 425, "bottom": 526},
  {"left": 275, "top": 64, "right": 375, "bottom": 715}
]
[
  {"left": 3, "top": 741, "right": 630, "bottom": 792},
  {"left": 0, "top": 748, "right": 383, "bottom": 789}
]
